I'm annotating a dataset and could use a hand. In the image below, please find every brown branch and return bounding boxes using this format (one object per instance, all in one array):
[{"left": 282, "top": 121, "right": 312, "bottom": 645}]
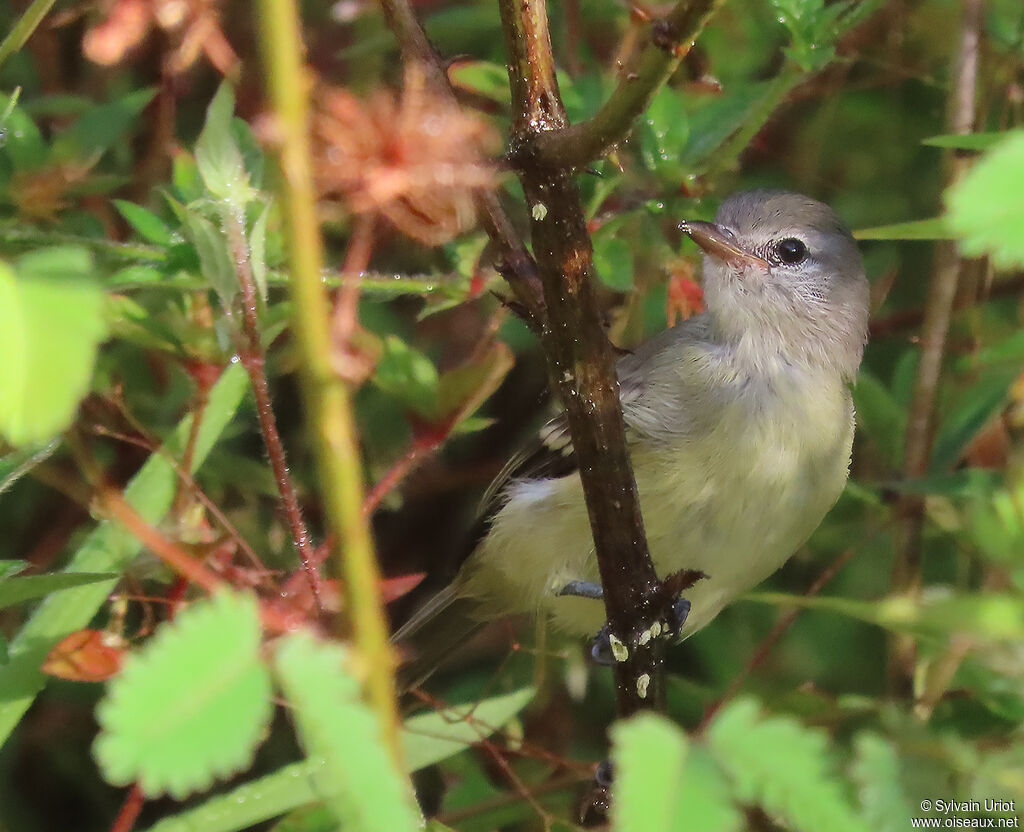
[
  {"left": 496, "top": 0, "right": 667, "bottom": 718},
  {"left": 889, "top": 0, "right": 983, "bottom": 696},
  {"left": 525, "top": 0, "right": 725, "bottom": 170},
  {"left": 224, "top": 210, "right": 322, "bottom": 608}
]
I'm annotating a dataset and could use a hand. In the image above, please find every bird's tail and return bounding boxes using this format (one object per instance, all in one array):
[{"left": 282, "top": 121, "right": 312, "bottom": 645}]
[{"left": 392, "top": 583, "right": 484, "bottom": 691}]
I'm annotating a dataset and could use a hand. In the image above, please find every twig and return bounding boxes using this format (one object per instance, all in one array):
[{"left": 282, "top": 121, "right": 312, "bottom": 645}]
[
  {"left": 108, "top": 784, "right": 145, "bottom": 832},
  {"left": 890, "top": 0, "right": 983, "bottom": 695},
  {"left": 0, "top": 0, "right": 57, "bottom": 69},
  {"left": 525, "top": 0, "right": 726, "bottom": 170},
  {"left": 256, "top": 0, "right": 404, "bottom": 764},
  {"left": 377, "top": 0, "right": 546, "bottom": 321},
  {"left": 496, "top": 0, "right": 668, "bottom": 718},
  {"left": 224, "top": 210, "right": 321, "bottom": 606}
]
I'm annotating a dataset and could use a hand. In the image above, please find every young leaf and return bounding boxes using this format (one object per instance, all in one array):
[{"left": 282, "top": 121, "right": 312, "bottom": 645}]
[
  {"left": 180, "top": 208, "right": 239, "bottom": 305},
  {"left": 946, "top": 131, "right": 1024, "bottom": 268},
  {"left": 195, "top": 83, "right": 252, "bottom": 207},
  {"left": 708, "top": 698, "right": 869, "bottom": 832},
  {"left": 373, "top": 336, "right": 440, "bottom": 419},
  {"left": 250, "top": 201, "right": 271, "bottom": 302},
  {"left": 94, "top": 591, "right": 273, "bottom": 798},
  {"left": 593, "top": 231, "right": 634, "bottom": 292},
  {"left": 0, "top": 258, "right": 107, "bottom": 446},
  {"left": 274, "top": 632, "right": 420, "bottom": 832}
]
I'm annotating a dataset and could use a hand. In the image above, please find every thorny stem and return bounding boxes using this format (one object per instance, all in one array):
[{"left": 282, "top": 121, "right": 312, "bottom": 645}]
[
  {"left": 224, "top": 210, "right": 321, "bottom": 607},
  {"left": 256, "top": 0, "right": 404, "bottom": 765},
  {"left": 496, "top": 0, "right": 666, "bottom": 719},
  {"left": 889, "top": 0, "right": 983, "bottom": 696}
]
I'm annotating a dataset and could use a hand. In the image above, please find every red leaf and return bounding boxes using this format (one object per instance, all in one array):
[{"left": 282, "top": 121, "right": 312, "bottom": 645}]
[
  {"left": 380, "top": 572, "right": 426, "bottom": 603},
  {"left": 43, "top": 630, "right": 124, "bottom": 682}
]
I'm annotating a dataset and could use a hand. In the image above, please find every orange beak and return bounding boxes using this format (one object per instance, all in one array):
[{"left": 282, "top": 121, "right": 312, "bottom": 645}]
[{"left": 680, "top": 221, "right": 770, "bottom": 269}]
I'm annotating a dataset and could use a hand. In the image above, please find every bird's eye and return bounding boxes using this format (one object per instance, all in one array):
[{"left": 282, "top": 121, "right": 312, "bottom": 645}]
[{"left": 775, "top": 238, "right": 808, "bottom": 265}]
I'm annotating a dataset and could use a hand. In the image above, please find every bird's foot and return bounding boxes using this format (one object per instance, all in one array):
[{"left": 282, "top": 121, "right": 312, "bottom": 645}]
[{"left": 557, "top": 571, "right": 706, "bottom": 667}]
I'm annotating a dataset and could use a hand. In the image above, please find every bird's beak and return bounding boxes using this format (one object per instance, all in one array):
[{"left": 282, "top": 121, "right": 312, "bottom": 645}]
[{"left": 679, "top": 220, "right": 769, "bottom": 269}]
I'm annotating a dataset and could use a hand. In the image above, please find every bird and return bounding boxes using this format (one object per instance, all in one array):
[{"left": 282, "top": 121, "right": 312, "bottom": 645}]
[{"left": 394, "top": 189, "right": 870, "bottom": 687}]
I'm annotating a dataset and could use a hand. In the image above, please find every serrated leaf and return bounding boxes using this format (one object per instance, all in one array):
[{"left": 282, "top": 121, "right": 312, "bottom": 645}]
[
  {"left": 250, "top": 201, "right": 271, "bottom": 302},
  {"left": 0, "top": 364, "right": 248, "bottom": 746},
  {"left": 180, "top": 209, "right": 238, "bottom": 305},
  {"left": 0, "top": 259, "right": 107, "bottom": 446},
  {"left": 853, "top": 217, "right": 953, "bottom": 240},
  {"left": 94, "top": 591, "right": 272, "bottom": 798},
  {"left": 611, "top": 712, "right": 689, "bottom": 832},
  {"left": 195, "top": 83, "right": 252, "bottom": 207},
  {"left": 274, "top": 632, "right": 420, "bottom": 832},
  {"left": 0, "top": 572, "right": 116, "bottom": 610},
  {"left": 114, "top": 200, "right": 174, "bottom": 246},
  {"left": 851, "top": 733, "right": 914, "bottom": 832},
  {"left": 708, "top": 699, "right": 869, "bottom": 832},
  {"left": 946, "top": 131, "right": 1024, "bottom": 268},
  {"left": 139, "top": 686, "right": 534, "bottom": 832}
]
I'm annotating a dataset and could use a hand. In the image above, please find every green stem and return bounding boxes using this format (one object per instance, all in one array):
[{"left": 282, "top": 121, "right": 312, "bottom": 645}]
[
  {"left": 0, "top": 0, "right": 56, "bottom": 69},
  {"left": 255, "top": 0, "right": 403, "bottom": 765}
]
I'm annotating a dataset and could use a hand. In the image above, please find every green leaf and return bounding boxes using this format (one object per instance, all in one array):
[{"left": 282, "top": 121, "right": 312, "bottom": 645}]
[
  {"left": 180, "top": 207, "right": 238, "bottom": 305},
  {"left": 52, "top": 89, "right": 155, "bottom": 162},
  {"left": 923, "top": 131, "right": 1019, "bottom": 151},
  {"left": 195, "top": 83, "right": 252, "bottom": 207},
  {"left": 0, "top": 560, "right": 26, "bottom": 580},
  {"left": 593, "top": 232, "right": 633, "bottom": 291},
  {"left": 403, "top": 686, "right": 535, "bottom": 771},
  {"left": 946, "top": 131, "right": 1024, "bottom": 268},
  {"left": 0, "top": 93, "right": 49, "bottom": 170},
  {"left": 448, "top": 60, "right": 511, "bottom": 105},
  {"left": 114, "top": 200, "right": 175, "bottom": 246},
  {"left": 931, "top": 369, "right": 1016, "bottom": 471},
  {"left": 637, "top": 85, "right": 690, "bottom": 179},
  {"left": 250, "top": 201, "right": 271, "bottom": 302},
  {"left": 853, "top": 217, "right": 953, "bottom": 240},
  {"left": 0, "top": 258, "right": 107, "bottom": 446},
  {"left": 94, "top": 591, "right": 273, "bottom": 798},
  {"left": 851, "top": 733, "right": 914, "bottom": 832},
  {"left": 0, "top": 439, "right": 59, "bottom": 497},
  {"left": 852, "top": 371, "right": 905, "bottom": 465},
  {"left": 139, "top": 686, "right": 534, "bottom": 832},
  {"left": 0, "top": 572, "right": 116, "bottom": 611},
  {"left": 708, "top": 699, "right": 869, "bottom": 832},
  {"left": 0, "top": 363, "right": 248, "bottom": 745},
  {"left": 611, "top": 712, "right": 689, "bottom": 832},
  {"left": 373, "top": 336, "right": 440, "bottom": 419},
  {"left": 274, "top": 632, "right": 420, "bottom": 832}
]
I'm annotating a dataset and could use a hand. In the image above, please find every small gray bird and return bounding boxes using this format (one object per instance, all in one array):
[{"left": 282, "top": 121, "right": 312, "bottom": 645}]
[{"left": 395, "top": 190, "right": 869, "bottom": 684}]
